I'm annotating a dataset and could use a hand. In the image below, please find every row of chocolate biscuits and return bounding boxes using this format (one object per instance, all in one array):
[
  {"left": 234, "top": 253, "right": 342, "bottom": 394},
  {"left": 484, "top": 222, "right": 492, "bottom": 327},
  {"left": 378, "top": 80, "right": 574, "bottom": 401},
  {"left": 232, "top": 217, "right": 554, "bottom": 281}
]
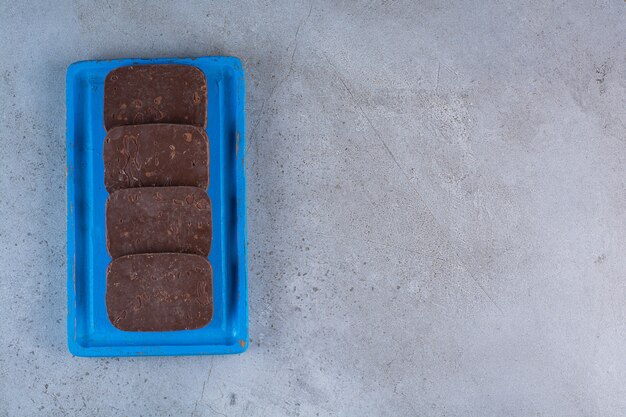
[{"left": 103, "top": 65, "right": 214, "bottom": 332}]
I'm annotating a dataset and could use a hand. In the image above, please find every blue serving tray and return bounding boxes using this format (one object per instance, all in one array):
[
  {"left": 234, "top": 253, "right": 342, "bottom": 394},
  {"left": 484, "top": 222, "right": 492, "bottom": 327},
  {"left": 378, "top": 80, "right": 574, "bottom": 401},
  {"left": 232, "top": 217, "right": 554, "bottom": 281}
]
[{"left": 66, "top": 57, "right": 248, "bottom": 356}]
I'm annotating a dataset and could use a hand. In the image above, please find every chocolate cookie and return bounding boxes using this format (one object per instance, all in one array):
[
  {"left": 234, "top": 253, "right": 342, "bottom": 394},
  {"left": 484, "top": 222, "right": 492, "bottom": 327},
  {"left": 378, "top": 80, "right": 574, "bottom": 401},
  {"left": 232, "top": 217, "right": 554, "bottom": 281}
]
[
  {"left": 104, "top": 124, "right": 209, "bottom": 192},
  {"left": 106, "top": 186, "right": 212, "bottom": 258},
  {"left": 104, "top": 65, "right": 207, "bottom": 130},
  {"left": 106, "top": 253, "right": 213, "bottom": 331}
]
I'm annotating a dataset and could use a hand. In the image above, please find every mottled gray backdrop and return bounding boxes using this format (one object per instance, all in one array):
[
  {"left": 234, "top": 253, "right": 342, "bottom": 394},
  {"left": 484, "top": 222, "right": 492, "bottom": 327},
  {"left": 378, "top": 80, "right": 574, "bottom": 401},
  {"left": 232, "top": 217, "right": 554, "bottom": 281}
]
[{"left": 1, "top": 1, "right": 625, "bottom": 416}]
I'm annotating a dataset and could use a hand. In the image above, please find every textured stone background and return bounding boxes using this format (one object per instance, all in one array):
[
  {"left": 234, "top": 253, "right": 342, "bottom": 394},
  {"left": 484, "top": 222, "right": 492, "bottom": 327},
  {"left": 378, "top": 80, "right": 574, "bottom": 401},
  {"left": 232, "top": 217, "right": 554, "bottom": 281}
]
[{"left": 0, "top": 1, "right": 625, "bottom": 416}]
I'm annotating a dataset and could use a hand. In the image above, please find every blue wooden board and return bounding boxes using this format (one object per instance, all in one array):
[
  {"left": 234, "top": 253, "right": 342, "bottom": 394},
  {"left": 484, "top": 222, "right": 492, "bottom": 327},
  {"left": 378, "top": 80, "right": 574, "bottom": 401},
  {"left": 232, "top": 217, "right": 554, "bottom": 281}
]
[{"left": 66, "top": 57, "right": 248, "bottom": 356}]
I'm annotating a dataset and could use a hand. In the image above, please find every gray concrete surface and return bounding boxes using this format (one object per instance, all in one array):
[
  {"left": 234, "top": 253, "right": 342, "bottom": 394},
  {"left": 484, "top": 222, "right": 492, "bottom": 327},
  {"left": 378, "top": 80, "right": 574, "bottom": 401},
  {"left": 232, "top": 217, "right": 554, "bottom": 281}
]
[{"left": 1, "top": 0, "right": 625, "bottom": 415}]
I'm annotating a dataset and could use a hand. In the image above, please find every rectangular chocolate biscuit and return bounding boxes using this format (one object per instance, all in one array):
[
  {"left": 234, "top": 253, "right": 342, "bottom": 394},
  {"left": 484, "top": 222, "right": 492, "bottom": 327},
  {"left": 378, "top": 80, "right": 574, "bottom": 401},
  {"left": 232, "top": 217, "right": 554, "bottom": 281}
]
[
  {"left": 106, "top": 186, "right": 212, "bottom": 258},
  {"left": 104, "top": 124, "right": 209, "bottom": 192},
  {"left": 104, "top": 65, "right": 207, "bottom": 130},
  {"left": 106, "top": 253, "right": 213, "bottom": 331}
]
